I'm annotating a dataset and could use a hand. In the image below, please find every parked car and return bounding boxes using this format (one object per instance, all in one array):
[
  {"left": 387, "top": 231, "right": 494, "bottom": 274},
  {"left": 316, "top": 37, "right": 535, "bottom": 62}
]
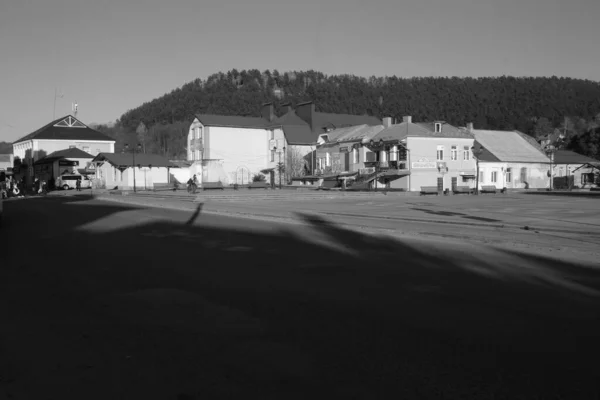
[{"left": 56, "top": 174, "right": 92, "bottom": 190}]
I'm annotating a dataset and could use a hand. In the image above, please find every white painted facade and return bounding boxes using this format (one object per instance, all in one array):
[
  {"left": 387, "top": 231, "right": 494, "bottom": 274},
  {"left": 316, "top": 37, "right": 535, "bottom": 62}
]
[
  {"left": 478, "top": 162, "right": 550, "bottom": 189},
  {"left": 95, "top": 162, "right": 169, "bottom": 190},
  {"left": 187, "top": 118, "right": 289, "bottom": 186}
]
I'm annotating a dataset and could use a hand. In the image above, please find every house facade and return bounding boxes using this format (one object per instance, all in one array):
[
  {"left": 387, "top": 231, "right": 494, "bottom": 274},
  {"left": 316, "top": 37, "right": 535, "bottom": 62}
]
[
  {"left": 368, "top": 117, "right": 476, "bottom": 191},
  {"left": 468, "top": 125, "right": 550, "bottom": 189},
  {"left": 187, "top": 102, "right": 381, "bottom": 186},
  {"left": 315, "top": 124, "right": 386, "bottom": 175},
  {"left": 92, "top": 153, "right": 173, "bottom": 191},
  {"left": 552, "top": 150, "right": 599, "bottom": 188}
]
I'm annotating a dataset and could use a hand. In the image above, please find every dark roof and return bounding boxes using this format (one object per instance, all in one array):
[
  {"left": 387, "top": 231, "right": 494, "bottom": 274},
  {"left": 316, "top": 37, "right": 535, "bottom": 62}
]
[
  {"left": 553, "top": 150, "right": 599, "bottom": 164},
  {"left": 271, "top": 110, "right": 381, "bottom": 145},
  {"left": 372, "top": 121, "right": 472, "bottom": 142},
  {"left": 46, "top": 148, "right": 94, "bottom": 159},
  {"left": 92, "top": 152, "right": 174, "bottom": 168},
  {"left": 13, "top": 115, "right": 115, "bottom": 144},
  {"left": 195, "top": 114, "right": 268, "bottom": 129}
]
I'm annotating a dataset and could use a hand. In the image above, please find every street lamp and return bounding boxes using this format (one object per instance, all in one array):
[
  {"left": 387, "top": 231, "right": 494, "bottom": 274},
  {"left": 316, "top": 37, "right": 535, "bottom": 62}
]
[
  {"left": 544, "top": 144, "right": 556, "bottom": 191},
  {"left": 471, "top": 145, "right": 485, "bottom": 195},
  {"left": 123, "top": 143, "right": 142, "bottom": 192},
  {"left": 273, "top": 145, "right": 286, "bottom": 189}
]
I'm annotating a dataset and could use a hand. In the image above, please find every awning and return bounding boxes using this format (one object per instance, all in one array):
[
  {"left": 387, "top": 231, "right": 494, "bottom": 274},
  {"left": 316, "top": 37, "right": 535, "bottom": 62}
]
[{"left": 459, "top": 171, "right": 477, "bottom": 177}]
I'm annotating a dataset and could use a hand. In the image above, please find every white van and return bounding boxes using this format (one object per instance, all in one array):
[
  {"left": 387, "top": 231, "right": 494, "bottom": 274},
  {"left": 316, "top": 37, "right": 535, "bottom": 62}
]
[{"left": 56, "top": 174, "right": 92, "bottom": 190}]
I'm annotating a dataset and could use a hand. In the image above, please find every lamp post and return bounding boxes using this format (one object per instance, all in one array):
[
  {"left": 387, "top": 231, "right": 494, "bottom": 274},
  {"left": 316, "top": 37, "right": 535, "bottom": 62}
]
[
  {"left": 471, "top": 145, "right": 484, "bottom": 195},
  {"left": 123, "top": 143, "right": 142, "bottom": 192},
  {"left": 544, "top": 144, "right": 556, "bottom": 191}
]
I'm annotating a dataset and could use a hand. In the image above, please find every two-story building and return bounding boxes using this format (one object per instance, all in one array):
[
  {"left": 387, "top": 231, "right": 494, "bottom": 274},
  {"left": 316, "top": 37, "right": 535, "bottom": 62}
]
[
  {"left": 12, "top": 115, "right": 115, "bottom": 185},
  {"left": 187, "top": 102, "right": 381, "bottom": 186},
  {"left": 367, "top": 116, "right": 476, "bottom": 191},
  {"left": 315, "top": 123, "right": 386, "bottom": 176}
]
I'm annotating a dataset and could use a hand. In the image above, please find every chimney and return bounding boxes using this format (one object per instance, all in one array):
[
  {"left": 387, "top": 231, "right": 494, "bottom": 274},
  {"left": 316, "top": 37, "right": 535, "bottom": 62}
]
[
  {"left": 402, "top": 116, "right": 412, "bottom": 124},
  {"left": 466, "top": 122, "right": 474, "bottom": 131},
  {"left": 296, "top": 101, "right": 315, "bottom": 131},
  {"left": 382, "top": 117, "right": 392, "bottom": 128},
  {"left": 261, "top": 102, "right": 274, "bottom": 122},
  {"left": 281, "top": 102, "right": 293, "bottom": 114}
]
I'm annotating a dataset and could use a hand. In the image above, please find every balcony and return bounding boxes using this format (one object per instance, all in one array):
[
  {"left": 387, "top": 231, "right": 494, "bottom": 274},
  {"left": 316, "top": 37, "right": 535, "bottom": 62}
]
[{"left": 363, "top": 160, "right": 407, "bottom": 171}]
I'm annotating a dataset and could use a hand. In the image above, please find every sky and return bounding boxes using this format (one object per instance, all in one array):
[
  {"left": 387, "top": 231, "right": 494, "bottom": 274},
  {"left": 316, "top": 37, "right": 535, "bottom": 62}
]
[{"left": 1, "top": 0, "right": 599, "bottom": 142}]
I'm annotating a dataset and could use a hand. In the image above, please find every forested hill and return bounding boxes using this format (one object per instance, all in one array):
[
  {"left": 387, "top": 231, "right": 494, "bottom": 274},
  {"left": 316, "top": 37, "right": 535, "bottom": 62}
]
[{"left": 118, "top": 70, "right": 600, "bottom": 133}]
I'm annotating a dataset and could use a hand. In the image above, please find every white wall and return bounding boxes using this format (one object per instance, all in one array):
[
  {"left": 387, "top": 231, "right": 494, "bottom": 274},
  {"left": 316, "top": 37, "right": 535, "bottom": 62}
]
[
  {"left": 96, "top": 162, "right": 169, "bottom": 190},
  {"left": 14, "top": 139, "right": 114, "bottom": 160},
  {"left": 479, "top": 162, "right": 549, "bottom": 189}
]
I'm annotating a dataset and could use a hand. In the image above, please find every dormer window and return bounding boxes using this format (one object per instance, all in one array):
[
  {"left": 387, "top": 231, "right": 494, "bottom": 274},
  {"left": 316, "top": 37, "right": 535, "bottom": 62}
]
[{"left": 434, "top": 123, "right": 442, "bottom": 133}]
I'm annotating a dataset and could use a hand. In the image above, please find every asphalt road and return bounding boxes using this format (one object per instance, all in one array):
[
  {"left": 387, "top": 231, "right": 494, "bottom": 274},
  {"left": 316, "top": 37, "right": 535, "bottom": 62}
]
[{"left": 1, "top": 195, "right": 599, "bottom": 399}]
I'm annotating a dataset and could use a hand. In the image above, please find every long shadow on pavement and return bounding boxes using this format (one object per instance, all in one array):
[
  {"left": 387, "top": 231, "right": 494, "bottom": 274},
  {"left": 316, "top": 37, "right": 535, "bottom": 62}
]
[{"left": 1, "top": 196, "right": 599, "bottom": 399}]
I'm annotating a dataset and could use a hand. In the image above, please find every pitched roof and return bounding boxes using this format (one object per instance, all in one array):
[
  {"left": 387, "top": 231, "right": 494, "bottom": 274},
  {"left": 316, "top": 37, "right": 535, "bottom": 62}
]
[
  {"left": 46, "top": 147, "right": 94, "bottom": 159},
  {"left": 470, "top": 129, "right": 550, "bottom": 163},
  {"left": 321, "top": 124, "right": 385, "bottom": 144},
  {"left": 372, "top": 121, "right": 472, "bottom": 142},
  {"left": 13, "top": 115, "right": 115, "bottom": 144},
  {"left": 312, "top": 112, "right": 381, "bottom": 133},
  {"left": 553, "top": 150, "right": 599, "bottom": 164},
  {"left": 194, "top": 114, "right": 268, "bottom": 129},
  {"left": 92, "top": 152, "right": 175, "bottom": 168}
]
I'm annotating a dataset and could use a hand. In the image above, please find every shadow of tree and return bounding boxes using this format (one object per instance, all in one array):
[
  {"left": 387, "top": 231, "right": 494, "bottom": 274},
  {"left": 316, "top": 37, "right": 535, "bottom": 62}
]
[{"left": 1, "top": 197, "right": 599, "bottom": 399}]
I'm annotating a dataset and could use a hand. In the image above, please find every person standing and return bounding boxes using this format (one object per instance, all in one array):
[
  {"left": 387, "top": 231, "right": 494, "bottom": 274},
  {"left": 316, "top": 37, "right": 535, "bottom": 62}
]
[{"left": 76, "top": 178, "right": 81, "bottom": 192}]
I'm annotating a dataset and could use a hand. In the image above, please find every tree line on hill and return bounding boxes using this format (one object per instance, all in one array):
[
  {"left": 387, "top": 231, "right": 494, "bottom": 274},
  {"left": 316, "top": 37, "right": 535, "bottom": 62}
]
[{"left": 3, "top": 70, "right": 600, "bottom": 160}]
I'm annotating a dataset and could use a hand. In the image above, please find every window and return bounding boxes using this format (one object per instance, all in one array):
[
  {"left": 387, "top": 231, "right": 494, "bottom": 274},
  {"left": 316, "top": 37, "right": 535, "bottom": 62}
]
[
  {"left": 353, "top": 148, "right": 359, "bottom": 164},
  {"left": 436, "top": 145, "right": 444, "bottom": 161},
  {"left": 491, "top": 171, "right": 497, "bottom": 183},
  {"left": 270, "top": 149, "right": 275, "bottom": 162},
  {"left": 451, "top": 146, "right": 457, "bottom": 161},
  {"left": 506, "top": 168, "right": 512, "bottom": 183},
  {"left": 435, "top": 123, "right": 442, "bottom": 133},
  {"left": 271, "top": 130, "right": 275, "bottom": 140},
  {"left": 463, "top": 146, "right": 470, "bottom": 160}
]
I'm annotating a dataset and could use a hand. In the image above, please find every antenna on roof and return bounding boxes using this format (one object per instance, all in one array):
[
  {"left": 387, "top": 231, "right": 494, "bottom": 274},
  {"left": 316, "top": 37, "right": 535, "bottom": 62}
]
[{"left": 72, "top": 101, "right": 78, "bottom": 118}]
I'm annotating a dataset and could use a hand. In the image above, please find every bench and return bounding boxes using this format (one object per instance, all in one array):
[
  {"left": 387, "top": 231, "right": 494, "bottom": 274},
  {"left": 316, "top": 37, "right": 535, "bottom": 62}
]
[
  {"left": 248, "top": 181, "right": 269, "bottom": 189},
  {"left": 420, "top": 186, "right": 440, "bottom": 196},
  {"left": 480, "top": 185, "right": 498, "bottom": 194},
  {"left": 452, "top": 186, "right": 473, "bottom": 195},
  {"left": 202, "top": 182, "right": 225, "bottom": 191}
]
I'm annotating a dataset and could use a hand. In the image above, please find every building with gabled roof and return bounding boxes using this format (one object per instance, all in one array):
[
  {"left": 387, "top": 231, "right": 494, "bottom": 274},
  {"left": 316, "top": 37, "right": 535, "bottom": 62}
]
[
  {"left": 552, "top": 150, "right": 599, "bottom": 188},
  {"left": 467, "top": 124, "right": 551, "bottom": 189},
  {"left": 12, "top": 115, "right": 115, "bottom": 162}
]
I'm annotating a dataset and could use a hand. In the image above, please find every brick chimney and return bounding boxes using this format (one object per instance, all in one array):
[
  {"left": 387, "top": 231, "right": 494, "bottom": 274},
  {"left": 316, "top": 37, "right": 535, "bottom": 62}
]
[
  {"left": 261, "top": 102, "right": 274, "bottom": 122},
  {"left": 466, "top": 122, "right": 474, "bottom": 131},
  {"left": 402, "top": 116, "right": 412, "bottom": 124},
  {"left": 296, "top": 101, "right": 315, "bottom": 131},
  {"left": 382, "top": 117, "right": 392, "bottom": 128}
]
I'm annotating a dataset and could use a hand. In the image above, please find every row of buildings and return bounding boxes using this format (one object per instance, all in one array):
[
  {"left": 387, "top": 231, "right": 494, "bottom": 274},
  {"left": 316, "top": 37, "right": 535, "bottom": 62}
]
[
  {"left": 3, "top": 103, "right": 599, "bottom": 192},
  {"left": 183, "top": 101, "right": 599, "bottom": 191}
]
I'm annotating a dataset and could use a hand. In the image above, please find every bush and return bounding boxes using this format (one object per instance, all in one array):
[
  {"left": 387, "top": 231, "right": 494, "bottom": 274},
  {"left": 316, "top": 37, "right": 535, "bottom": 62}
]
[{"left": 253, "top": 174, "right": 266, "bottom": 182}]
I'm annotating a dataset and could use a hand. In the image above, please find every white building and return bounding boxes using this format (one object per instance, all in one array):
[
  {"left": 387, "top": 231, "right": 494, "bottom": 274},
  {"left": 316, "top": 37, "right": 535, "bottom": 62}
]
[
  {"left": 468, "top": 125, "right": 551, "bottom": 189},
  {"left": 13, "top": 115, "right": 115, "bottom": 161},
  {"left": 92, "top": 153, "right": 174, "bottom": 191}
]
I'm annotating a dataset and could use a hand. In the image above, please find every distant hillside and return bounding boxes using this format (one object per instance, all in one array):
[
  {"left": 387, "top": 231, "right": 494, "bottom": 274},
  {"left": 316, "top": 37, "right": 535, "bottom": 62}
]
[
  {"left": 0, "top": 141, "right": 13, "bottom": 154},
  {"left": 106, "top": 70, "right": 600, "bottom": 159}
]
